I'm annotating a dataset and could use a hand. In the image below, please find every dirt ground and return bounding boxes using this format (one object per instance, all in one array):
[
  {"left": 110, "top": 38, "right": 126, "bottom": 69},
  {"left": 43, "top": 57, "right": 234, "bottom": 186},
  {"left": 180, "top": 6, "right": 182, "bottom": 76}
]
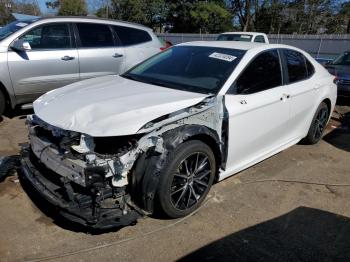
[{"left": 0, "top": 103, "right": 350, "bottom": 262}]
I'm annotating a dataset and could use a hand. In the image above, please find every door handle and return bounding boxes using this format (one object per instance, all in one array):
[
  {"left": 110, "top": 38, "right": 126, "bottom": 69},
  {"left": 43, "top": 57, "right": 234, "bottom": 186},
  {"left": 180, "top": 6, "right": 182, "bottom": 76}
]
[
  {"left": 280, "top": 94, "right": 290, "bottom": 101},
  {"left": 112, "top": 53, "right": 123, "bottom": 58},
  {"left": 61, "top": 56, "right": 75, "bottom": 61}
]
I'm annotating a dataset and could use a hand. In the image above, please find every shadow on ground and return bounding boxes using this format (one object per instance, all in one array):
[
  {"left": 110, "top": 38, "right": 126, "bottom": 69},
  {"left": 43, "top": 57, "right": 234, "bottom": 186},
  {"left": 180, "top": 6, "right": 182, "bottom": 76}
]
[
  {"left": 337, "top": 97, "right": 350, "bottom": 107},
  {"left": 179, "top": 207, "right": 350, "bottom": 262},
  {"left": 0, "top": 108, "right": 33, "bottom": 123},
  {"left": 0, "top": 155, "right": 20, "bottom": 182},
  {"left": 323, "top": 110, "right": 350, "bottom": 152}
]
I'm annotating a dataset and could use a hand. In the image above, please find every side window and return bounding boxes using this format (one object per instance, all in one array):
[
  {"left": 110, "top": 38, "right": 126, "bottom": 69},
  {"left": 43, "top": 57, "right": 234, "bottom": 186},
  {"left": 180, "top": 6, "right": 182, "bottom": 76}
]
[
  {"left": 236, "top": 50, "right": 282, "bottom": 94},
  {"left": 113, "top": 26, "right": 152, "bottom": 46},
  {"left": 284, "top": 49, "right": 308, "bottom": 83},
  {"left": 306, "top": 58, "right": 315, "bottom": 77},
  {"left": 76, "top": 23, "right": 114, "bottom": 48},
  {"left": 254, "top": 35, "right": 265, "bottom": 43},
  {"left": 19, "top": 23, "right": 71, "bottom": 50}
]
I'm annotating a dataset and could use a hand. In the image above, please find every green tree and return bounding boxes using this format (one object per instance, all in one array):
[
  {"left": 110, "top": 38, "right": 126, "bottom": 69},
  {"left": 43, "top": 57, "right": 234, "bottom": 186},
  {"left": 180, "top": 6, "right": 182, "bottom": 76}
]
[
  {"left": 0, "top": 0, "right": 14, "bottom": 25},
  {"left": 46, "top": 0, "right": 87, "bottom": 16},
  {"left": 190, "top": 1, "right": 232, "bottom": 33},
  {"left": 166, "top": 0, "right": 231, "bottom": 33},
  {"left": 340, "top": 2, "right": 350, "bottom": 33},
  {"left": 166, "top": 0, "right": 197, "bottom": 33},
  {"left": 104, "top": 0, "right": 167, "bottom": 31},
  {"left": 13, "top": 0, "right": 41, "bottom": 16}
]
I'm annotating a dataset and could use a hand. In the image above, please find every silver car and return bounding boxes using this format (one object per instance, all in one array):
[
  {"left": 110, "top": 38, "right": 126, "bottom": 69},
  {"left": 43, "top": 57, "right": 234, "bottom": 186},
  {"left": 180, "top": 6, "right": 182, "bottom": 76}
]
[{"left": 0, "top": 17, "right": 163, "bottom": 115}]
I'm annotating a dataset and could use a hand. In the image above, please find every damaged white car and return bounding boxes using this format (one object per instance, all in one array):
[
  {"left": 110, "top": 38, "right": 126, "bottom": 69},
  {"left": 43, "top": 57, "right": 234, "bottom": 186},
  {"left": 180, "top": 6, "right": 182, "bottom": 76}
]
[{"left": 21, "top": 41, "right": 337, "bottom": 229}]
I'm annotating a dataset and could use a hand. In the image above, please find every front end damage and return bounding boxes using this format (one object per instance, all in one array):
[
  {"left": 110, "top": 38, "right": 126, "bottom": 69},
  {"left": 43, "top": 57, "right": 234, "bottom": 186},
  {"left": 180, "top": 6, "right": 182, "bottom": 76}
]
[{"left": 20, "top": 96, "right": 228, "bottom": 229}]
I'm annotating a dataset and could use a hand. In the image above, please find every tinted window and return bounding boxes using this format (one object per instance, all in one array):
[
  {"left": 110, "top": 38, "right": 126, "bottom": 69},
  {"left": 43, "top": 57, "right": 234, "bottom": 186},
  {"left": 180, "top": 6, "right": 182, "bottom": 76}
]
[
  {"left": 113, "top": 26, "right": 152, "bottom": 46},
  {"left": 217, "top": 34, "right": 252, "bottom": 42},
  {"left": 123, "top": 46, "right": 245, "bottom": 94},
  {"left": 306, "top": 59, "right": 315, "bottom": 77},
  {"left": 235, "top": 50, "right": 282, "bottom": 94},
  {"left": 19, "top": 23, "right": 71, "bottom": 49},
  {"left": 332, "top": 51, "right": 350, "bottom": 66},
  {"left": 284, "top": 50, "right": 308, "bottom": 83},
  {"left": 76, "top": 23, "right": 113, "bottom": 48},
  {"left": 254, "top": 35, "right": 265, "bottom": 43}
]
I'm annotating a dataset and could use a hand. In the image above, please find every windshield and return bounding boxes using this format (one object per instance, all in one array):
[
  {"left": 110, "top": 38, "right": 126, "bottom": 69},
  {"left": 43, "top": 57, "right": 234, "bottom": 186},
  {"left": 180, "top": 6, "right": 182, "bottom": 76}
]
[
  {"left": 0, "top": 20, "right": 34, "bottom": 41},
  {"left": 217, "top": 34, "right": 252, "bottom": 42},
  {"left": 332, "top": 52, "right": 350, "bottom": 66},
  {"left": 122, "top": 46, "right": 246, "bottom": 94}
]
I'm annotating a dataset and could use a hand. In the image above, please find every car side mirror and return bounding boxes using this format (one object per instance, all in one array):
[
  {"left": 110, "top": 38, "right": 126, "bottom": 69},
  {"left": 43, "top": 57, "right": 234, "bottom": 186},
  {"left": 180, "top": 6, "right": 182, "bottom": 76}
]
[{"left": 11, "top": 39, "right": 31, "bottom": 52}]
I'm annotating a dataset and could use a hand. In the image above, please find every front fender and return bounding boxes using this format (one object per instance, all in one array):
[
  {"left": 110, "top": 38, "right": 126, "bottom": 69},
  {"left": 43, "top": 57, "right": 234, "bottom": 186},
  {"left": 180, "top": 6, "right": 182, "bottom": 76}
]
[{"left": 130, "top": 124, "right": 221, "bottom": 213}]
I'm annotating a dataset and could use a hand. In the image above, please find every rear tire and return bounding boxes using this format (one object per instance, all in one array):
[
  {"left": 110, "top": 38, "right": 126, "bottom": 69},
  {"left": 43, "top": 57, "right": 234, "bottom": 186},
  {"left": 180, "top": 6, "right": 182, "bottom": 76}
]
[
  {"left": 302, "top": 102, "right": 329, "bottom": 145},
  {"left": 156, "top": 140, "right": 216, "bottom": 218},
  {"left": 0, "top": 90, "right": 5, "bottom": 116}
]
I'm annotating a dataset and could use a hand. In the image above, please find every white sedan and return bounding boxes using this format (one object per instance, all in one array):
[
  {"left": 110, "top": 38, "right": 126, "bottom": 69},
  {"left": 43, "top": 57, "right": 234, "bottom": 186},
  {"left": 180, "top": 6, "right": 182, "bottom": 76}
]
[{"left": 21, "top": 41, "right": 337, "bottom": 229}]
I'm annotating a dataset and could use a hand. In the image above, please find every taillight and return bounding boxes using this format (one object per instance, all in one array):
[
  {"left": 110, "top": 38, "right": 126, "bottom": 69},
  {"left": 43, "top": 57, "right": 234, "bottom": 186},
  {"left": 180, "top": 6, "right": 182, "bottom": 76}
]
[
  {"left": 333, "top": 75, "right": 339, "bottom": 84},
  {"left": 160, "top": 47, "right": 167, "bottom": 51}
]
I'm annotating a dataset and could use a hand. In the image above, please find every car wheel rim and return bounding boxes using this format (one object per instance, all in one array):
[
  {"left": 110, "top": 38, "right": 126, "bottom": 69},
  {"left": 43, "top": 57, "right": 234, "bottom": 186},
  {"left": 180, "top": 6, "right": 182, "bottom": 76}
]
[
  {"left": 314, "top": 107, "right": 328, "bottom": 140},
  {"left": 170, "top": 152, "right": 212, "bottom": 211}
]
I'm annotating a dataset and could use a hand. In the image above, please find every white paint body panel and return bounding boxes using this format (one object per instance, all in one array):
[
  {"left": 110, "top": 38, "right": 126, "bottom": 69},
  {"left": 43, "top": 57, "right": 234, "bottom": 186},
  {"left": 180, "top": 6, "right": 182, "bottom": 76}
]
[
  {"left": 33, "top": 75, "right": 206, "bottom": 137},
  {"left": 33, "top": 41, "right": 337, "bottom": 182}
]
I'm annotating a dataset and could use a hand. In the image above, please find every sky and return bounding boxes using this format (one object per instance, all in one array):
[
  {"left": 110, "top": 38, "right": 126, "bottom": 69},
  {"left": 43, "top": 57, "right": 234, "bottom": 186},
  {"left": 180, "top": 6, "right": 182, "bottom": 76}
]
[{"left": 37, "top": 0, "right": 99, "bottom": 15}]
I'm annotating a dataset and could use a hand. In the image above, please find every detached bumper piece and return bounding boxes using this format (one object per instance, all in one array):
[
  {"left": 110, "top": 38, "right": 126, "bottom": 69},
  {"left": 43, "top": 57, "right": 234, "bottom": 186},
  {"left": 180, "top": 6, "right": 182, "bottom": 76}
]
[{"left": 20, "top": 149, "right": 142, "bottom": 230}]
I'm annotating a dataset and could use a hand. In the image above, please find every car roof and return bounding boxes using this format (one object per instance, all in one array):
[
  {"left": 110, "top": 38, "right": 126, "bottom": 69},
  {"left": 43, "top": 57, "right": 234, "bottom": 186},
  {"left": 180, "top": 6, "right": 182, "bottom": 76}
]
[
  {"left": 178, "top": 41, "right": 310, "bottom": 55},
  {"left": 34, "top": 16, "right": 152, "bottom": 31},
  {"left": 220, "top": 32, "right": 267, "bottom": 37},
  {"left": 178, "top": 41, "right": 266, "bottom": 50}
]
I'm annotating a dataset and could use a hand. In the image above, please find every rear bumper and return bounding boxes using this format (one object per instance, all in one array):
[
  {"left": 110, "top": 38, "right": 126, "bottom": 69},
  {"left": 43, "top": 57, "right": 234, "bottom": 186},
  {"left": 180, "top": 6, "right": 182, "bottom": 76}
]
[{"left": 20, "top": 148, "right": 141, "bottom": 229}]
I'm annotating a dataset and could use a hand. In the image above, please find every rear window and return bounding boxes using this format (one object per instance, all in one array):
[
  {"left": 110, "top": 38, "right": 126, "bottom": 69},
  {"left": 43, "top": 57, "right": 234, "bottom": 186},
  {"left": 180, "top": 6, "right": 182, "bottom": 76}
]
[
  {"left": 306, "top": 59, "right": 315, "bottom": 77},
  {"left": 254, "top": 35, "right": 265, "bottom": 43},
  {"left": 217, "top": 34, "right": 252, "bottom": 42},
  {"left": 76, "top": 23, "right": 114, "bottom": 48},
  {"left": 283, "top": 49, "right": 308, "bottom": 84},
  {"left": 123, "top": 46, "right": 246, "bottom": 94},
  {"left": 113, "top": 26, "right": 152, "bottom": 46}
]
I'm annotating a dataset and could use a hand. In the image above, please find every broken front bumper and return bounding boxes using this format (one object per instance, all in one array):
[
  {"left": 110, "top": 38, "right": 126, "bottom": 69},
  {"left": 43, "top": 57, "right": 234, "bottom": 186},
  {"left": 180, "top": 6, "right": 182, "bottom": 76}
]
[{"left": 20, "top": 148, "right": 142, "bottom": 229}]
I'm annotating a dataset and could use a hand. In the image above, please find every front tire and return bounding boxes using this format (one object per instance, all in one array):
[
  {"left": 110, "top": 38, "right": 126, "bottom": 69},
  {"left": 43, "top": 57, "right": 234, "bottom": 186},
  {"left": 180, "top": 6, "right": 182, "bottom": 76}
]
[
  {"left": 156, "top": 140, "right": 216, "bottom": 218},
  {"left": 302, "top": 102, "right": 329, "bottom": 144}
]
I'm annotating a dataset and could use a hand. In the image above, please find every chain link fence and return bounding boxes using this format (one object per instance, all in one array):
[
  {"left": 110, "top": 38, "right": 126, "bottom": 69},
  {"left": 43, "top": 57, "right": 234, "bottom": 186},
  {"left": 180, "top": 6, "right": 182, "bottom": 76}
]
[{"left": 158, "top": 33, "right": 350, "bottom": 59}]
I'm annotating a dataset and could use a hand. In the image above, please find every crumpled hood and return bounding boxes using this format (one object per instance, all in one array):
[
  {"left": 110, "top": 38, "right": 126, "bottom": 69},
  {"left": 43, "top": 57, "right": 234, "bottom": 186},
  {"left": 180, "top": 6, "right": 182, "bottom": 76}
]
[{"left": 34, "top": 75, "right": 208, "bottom": 137}]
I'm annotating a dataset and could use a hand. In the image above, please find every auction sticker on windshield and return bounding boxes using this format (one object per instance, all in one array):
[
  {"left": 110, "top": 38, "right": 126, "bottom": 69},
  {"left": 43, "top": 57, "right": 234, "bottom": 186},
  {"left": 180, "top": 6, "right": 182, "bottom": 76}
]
[
  {"left": 16, "top": 22, "right": 28, "bottom": 27},
  {"left": 209, "top": 52, "right": 237, "bottom": 62}
]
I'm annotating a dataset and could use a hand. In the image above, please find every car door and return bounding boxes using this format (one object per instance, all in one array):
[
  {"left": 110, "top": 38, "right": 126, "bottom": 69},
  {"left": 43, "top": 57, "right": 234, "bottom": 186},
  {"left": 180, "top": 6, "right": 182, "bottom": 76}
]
[
  {"left": 282, "top": 49, "right": 318, "bottom": 138},
  {"left": 224, "top": 49, "right": 292, "bottom": 174},
  {"left": 7, "top": 23, "right": 79, "bottom": 101},
  {"left": 75, "top": 23, "right": 124, "bottom": 80},
  {"left": 112, "top": 25, "right": 157, "bottom": 71}
]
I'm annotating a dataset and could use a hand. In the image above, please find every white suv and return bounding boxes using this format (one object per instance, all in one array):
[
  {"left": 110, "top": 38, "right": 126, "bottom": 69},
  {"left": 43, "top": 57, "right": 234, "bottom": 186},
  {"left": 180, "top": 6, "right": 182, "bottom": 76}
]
[{"left": 0, "top": 17, "right": 163, "bottom": 115}]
